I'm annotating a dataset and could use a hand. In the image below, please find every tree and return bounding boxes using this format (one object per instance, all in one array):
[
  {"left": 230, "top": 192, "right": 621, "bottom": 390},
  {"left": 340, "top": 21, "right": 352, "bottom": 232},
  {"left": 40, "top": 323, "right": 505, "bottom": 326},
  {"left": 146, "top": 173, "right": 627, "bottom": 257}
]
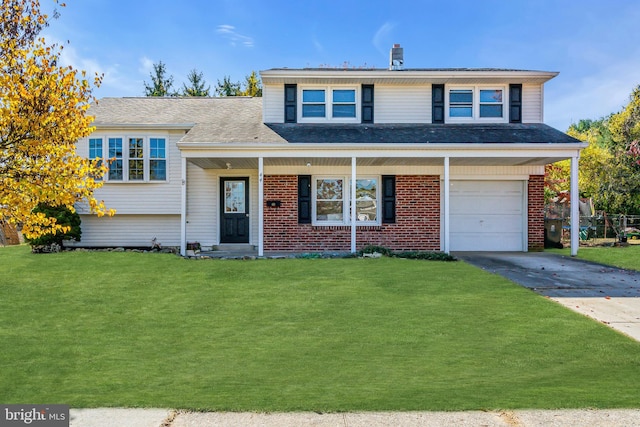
[
  {"left": 0, "top": 0, "right": 113, "bottom": 240},
  {"left": 181, "top": 69, "right": 210, "bottom": 96},
  {"left": 143, "top": 60, "right": 176, "bottom": 96},
  {"left": 241, "top": 70, "right": 262, "bottom": 97},
  {"left": 26, "top": 204, "right": 81, "bottom": 250},
  {"left": 215, "top": 75, "right": 242, "bottom": 96}
]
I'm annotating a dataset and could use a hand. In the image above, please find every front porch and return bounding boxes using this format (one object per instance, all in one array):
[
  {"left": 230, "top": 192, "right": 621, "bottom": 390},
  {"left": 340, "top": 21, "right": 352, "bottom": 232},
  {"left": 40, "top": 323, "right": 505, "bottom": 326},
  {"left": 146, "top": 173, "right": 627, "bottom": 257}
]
[{"left": 178, "top": 142, "right": 583, "bottom": 257}]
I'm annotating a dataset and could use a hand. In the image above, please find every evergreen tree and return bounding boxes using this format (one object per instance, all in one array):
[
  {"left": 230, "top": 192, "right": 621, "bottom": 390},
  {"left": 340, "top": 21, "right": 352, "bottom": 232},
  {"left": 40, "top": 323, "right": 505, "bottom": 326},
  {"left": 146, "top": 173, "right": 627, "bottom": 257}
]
[
  {"left": 143, "top": 61, "right": 176, "bottom": 97},
  {"left": 215, "top": 75, "right": 242, "bottom": 96},
  {"left": 182, "top": 69, "right": 210, "bottom": 96},
  {"left": 242, "top": 71, "right": 262, "bottom": 97}
]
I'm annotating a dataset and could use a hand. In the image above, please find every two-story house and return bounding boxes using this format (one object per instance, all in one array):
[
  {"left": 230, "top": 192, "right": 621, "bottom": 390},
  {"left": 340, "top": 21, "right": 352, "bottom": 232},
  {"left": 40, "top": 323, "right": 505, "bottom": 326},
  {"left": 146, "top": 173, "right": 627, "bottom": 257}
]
[{"left": 74, "top": 45, "right": 585, "bottom": 256}]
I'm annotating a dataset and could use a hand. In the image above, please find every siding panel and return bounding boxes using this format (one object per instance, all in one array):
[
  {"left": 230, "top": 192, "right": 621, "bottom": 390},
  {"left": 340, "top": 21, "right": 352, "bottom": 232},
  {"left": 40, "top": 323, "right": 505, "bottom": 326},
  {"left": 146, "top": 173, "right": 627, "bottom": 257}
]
[
  {"left": 522, "top": 84, "right": 543, "bottom": 123},
  {"left": 263, "top": 84, "right": 284, "bottom": 123},
  {"left": 373, "top": 85, "right": 431, "bottom": 124},
  {"left": 70, "top": 214, "right": 180, "bottom": 247}
]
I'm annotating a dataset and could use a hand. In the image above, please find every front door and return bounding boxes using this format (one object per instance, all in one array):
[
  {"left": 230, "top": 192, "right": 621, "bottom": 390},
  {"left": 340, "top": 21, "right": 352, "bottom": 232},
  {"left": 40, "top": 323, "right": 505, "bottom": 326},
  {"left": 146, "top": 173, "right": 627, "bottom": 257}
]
[{"left": 220, "top": 177, "right": 250, "bottom": 243}]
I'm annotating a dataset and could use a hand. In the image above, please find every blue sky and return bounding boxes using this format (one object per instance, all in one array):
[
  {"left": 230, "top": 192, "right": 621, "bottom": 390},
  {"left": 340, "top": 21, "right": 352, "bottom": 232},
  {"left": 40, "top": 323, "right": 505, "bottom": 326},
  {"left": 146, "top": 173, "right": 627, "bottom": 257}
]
[{"left": 44, "top": 0, "right": 640, "bottom": 131}]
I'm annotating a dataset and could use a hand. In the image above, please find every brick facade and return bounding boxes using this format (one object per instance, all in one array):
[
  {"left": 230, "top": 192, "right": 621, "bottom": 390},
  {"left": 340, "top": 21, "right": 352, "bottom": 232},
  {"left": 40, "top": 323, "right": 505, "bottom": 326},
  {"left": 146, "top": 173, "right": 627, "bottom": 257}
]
[
  {"left": 528, "top": 175, "right": 545, "bottom": 251},
  {"left": 263, "top": 175, "right": 441, "bottom": 252},
  {"left": 263, "top": 174, "right": 546, "bottom": 252}
]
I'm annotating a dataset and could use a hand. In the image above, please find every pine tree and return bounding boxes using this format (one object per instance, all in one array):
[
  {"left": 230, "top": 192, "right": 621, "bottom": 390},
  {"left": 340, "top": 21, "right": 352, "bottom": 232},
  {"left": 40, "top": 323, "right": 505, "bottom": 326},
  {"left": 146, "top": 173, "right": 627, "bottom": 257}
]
[
  {"left": 182, "top": 69, "right": 210, "bottom": 96},
  {"left": 143, "top": 61, "right": 176, "bottom": 97}
]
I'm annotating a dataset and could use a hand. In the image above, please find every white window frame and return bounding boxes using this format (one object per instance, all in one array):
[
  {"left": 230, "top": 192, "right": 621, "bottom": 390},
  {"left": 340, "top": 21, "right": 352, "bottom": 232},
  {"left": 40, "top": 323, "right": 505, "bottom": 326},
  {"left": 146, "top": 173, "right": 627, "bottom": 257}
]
[
  {"left": 312, "top": 175, "right": 380, "bottom": 226},
  {"left": 298, "top": 85, "right": 360, "bottom": 123},
  {"left": 88, "top": 135, "right": 169, "bottom": 183},
  {"left": 445, "top": 85, "right": 508, "bottom": 123}
]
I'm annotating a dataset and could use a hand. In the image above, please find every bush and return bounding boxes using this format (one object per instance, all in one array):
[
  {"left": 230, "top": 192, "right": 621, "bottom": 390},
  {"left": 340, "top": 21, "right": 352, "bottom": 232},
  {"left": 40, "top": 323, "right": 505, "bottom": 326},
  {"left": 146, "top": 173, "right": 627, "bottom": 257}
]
[
  {"left": 358, "top": 245, "right": 457, "bottom": 261},
  {"left": 26, "top": 204, "right": 81, "bottom": 250}
]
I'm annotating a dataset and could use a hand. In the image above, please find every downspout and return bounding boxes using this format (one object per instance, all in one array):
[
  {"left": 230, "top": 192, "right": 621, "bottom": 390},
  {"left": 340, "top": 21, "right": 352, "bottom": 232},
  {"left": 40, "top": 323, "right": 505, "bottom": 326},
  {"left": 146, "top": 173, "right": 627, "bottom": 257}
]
[
  {"left": 180, "top": 156, "right": 187, "bottom": 257},
  {"left": 570, "top": 153, "right": 580, "bottom": 256},
  {"left": 443, "top": 157, "right": 450, "bottom": 254},
  {"left": 258, "top": 157, "right": 264, "bottom": 257},
  {"left": 351, "top": 157, "right": 357, "bottom": 253}
]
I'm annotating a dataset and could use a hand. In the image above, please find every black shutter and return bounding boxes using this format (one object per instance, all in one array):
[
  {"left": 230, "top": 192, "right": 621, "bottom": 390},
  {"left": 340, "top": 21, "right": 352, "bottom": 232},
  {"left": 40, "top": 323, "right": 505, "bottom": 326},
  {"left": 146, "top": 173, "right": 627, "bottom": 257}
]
[
  {"left": 298, "top": 175, "right": 311, "bottom": 224},
  {"left": 285, "top": 84, "right": 297, "bottom": 123},
  {"left": 432, "top": 84, "right": 445, "bottom": 123},
  {"left": 509, "top": 84, "right": 522, "bottom": 123},
  {"left": 381, "top": 175, "right": 396, "bottom": 224},
  {"left": 361, "top": 84, "right": 374, "bottom": 123}
]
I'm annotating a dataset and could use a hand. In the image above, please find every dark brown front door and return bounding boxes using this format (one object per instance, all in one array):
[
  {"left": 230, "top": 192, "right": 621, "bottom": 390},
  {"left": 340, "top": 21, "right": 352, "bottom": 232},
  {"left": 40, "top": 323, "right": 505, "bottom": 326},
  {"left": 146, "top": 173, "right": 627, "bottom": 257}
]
[{"left": 220, "top": 177, "right": 249, "bottom": 243}]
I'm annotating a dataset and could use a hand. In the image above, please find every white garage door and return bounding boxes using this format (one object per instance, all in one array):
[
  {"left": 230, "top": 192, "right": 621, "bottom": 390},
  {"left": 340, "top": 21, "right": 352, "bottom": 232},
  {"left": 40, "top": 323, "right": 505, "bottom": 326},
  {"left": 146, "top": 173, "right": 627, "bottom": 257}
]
[{"left": 449, "top": 180, "right": 525, "bottom": 251}]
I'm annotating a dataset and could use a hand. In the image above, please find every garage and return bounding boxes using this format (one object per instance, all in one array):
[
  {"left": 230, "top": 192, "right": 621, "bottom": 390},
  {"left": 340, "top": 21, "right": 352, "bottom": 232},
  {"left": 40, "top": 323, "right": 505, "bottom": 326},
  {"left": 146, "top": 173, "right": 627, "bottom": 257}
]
[{"left": 449, "top": 180, "right": 526, "bottom": 251}]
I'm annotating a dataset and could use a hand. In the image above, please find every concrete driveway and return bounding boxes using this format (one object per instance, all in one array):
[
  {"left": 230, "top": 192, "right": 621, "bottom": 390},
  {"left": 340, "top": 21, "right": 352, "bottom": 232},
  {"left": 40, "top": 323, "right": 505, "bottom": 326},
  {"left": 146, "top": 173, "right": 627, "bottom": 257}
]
[{"left": 457, "top": 252, "right": 640, "bottom": 341}]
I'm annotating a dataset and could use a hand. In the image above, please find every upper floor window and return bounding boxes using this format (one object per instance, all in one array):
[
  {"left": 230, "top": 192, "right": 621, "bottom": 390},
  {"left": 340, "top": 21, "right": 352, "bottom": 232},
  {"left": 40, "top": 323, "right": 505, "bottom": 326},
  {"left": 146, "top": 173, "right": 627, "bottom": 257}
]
[
  {"left": 446, "top": 86, "right": 507, "bottom": 123},
  {"left": 91, "top": 136, "right": 167, "bottom": 182},
  {"left": 300, "top": 86, "right": 359, "bottom": 122}
]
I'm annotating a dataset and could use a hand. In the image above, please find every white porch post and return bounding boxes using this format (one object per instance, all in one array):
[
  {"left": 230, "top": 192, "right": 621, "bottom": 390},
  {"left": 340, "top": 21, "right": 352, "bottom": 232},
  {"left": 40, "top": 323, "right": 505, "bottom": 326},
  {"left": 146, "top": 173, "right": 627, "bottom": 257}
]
[
  {"left": 570, "top": 154, "right": 580, "bottom": 256},
  {"left": 351, "top": 157, "right": 357, "bottom": 253},
  {"left": 443, "top": 157, "right": 450, "bottom": 254},
  {"left": 180, "top": 156, "right": 187, "bottom": 256},
  {"left": 258, "top": 157, "right": 264, "bottom": 257}
]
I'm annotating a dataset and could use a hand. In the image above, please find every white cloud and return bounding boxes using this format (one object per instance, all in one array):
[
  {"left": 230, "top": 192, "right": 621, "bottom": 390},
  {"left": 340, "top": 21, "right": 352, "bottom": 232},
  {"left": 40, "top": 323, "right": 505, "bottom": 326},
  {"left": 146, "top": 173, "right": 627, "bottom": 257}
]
[
  {"left": 545, "top": 51, "right": 640, "bottom": 130},
  {"left": 216, "top": 24, "right": 254, "bottom": 48},
  {"left": 138, "top": 56, "right": 154, "bottom": 75},
  {"left": 372, "top": 21, "right": 396, "bottom": 56}
]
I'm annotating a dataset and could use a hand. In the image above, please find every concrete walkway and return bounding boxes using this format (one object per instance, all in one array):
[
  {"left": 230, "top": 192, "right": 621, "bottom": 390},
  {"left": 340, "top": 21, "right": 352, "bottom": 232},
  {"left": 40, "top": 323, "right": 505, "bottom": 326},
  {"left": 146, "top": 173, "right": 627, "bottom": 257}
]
[
  {"left": 458, "top": 252, "right": 640, "bottom": 341},
  {"left": 70, "top": 408, "right": 640, "bottom": 426}
]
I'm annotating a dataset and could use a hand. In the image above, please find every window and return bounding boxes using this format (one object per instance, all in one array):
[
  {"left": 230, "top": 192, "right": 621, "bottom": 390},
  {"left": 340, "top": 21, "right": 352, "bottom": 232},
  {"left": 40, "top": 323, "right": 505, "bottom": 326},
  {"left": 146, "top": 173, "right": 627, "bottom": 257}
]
[
  {"left": 88, "top": 138, "right": 103, "bottom": 180},
  {"left": 312, "top": 176, "right": 379, "bottom": 225},
  {"left": 446, "top": 86, "right": 507, "bottom": 122},
  {"left": 315, "top": 178, "right": 344, "bottom": 222},
  {"left": 93, "top": 136, "right": 167, "bottom": 182},
  {"left": 108, "top": 137, "right": 123, "bottom": 180},
  {"left": 300, "top": 86, "right": 358, "bottom": 122},
  {"left": 128, "top": 137, "right": 144, "bottom": 181},
  {"left": 302, "top": 89, "right": 326, "bottom": 118},
  {"left": 479, "top": 89, "right": 503, "bottom": 118},
  {"left": 149, "top": 138, "right": 166, "bottom": 181}
]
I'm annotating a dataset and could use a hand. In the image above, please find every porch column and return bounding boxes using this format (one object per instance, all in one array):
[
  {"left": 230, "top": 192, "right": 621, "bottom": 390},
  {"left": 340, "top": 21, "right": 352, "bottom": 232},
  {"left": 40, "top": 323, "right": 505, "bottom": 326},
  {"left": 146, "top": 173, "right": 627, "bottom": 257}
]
[
  {"left": 570, "top": 154, "right": 580, "bottom": 256},
  {"left": 351, "top": 157, "right": 357, "bottom": 253},
  {"left": 258, "top": 157, "right": 264, "bottom": 257},
  {"left": 180, "top": 157, "right": 187, "bottom": 256},
  {"left": 443, "top": 157, "right": 450, "bottom": 254}
]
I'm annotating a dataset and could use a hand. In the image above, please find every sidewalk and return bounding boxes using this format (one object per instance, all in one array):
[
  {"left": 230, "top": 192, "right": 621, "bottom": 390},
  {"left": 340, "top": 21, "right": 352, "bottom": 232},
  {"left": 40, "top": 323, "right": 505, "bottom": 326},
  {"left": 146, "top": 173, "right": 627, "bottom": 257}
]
[{"left": 70, "top": 408, "right": 640, "bottom": 427}]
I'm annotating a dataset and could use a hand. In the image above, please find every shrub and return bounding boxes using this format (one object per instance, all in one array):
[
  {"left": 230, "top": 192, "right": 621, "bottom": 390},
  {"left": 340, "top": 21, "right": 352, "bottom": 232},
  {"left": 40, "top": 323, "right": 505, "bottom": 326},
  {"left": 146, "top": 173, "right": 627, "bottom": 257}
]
[{"left": 26, "top": 204, "right": 81, "bottom": 250}]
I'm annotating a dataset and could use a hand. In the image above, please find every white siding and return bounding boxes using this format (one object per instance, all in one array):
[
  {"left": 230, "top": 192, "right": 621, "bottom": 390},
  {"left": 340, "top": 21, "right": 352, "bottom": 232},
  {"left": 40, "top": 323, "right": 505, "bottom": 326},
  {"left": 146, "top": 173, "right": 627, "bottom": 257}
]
[
  {"left": 375, "top": 85, "right": 431, "bottom": 123},
  {"left": 70, "top": 214, "right": 180, "bottom": 247},
  {"left": 263, "top": 84, "right": 284, "bottom": 123},
  {"left": 522, "top": 83, "right": 543, "bottom": 123},
  {"left": 185, "top": 166, "right": 259, "bottom": 248},
  {"left": 76, "top": 130, "right": 183, "bottom": 214}
]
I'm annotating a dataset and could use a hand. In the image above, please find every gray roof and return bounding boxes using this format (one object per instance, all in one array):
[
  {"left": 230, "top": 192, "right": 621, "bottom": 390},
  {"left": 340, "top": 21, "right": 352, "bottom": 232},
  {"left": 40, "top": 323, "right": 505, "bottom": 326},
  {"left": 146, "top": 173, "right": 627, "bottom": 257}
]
[{"left": 90, "top": 97, "right": 580, "bottom": 144}]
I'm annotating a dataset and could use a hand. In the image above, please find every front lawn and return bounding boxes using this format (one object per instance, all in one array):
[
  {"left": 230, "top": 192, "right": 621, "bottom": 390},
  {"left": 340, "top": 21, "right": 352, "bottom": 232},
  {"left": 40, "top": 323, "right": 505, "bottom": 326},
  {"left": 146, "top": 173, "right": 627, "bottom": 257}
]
[
  {"left": 1, "top": 245, "right": 640, "bottom": 411},
  {"left": 548, "top": 245, "right": 640, "bottom": 271}
]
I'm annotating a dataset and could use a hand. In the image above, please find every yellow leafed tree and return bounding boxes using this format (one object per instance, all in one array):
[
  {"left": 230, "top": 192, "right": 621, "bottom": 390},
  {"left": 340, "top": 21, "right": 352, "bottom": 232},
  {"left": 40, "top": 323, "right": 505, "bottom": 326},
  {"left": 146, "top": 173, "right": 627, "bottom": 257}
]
[{"left": 0, "top": 0, "right": 113, "bottom": 240}]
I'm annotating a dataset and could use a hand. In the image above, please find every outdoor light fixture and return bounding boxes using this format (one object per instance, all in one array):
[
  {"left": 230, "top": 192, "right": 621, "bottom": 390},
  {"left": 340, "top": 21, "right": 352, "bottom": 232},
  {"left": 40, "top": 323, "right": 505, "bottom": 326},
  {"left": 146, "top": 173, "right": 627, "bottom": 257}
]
[{"left": 226, "top": 162, "right": 232, "bottom": 169}]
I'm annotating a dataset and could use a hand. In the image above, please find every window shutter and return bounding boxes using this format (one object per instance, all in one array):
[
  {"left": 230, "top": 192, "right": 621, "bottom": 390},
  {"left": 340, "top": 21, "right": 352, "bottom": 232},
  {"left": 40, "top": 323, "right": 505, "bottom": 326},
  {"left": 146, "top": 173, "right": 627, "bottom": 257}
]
[
  {"left": 432, "top": 84, "right": 445, "bottom": 123},
  {"left": 298, "top": 175, "right": 311, "bottom": 224},
  {"left": 361, "top": 84, "right": 374, "bottom": 123},
  {"left": 381, "top": 175, "right": 396, "bottom": 224},
  {"left": 285, "top": 84, "right": 297, "bottom": 123},
  {"left": 509, "top": 84, "right": 522, "bottom": 123}
]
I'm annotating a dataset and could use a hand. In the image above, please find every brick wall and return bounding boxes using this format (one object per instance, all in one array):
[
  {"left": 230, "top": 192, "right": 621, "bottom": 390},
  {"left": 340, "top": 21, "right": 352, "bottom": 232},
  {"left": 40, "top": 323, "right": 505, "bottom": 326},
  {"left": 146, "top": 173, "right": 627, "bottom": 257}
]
[
  {"left": 263, "top": 175, "right": 441, "bottom": 252},
  {"left": 528, "top": 175, "right": 545, "bottom": 251}
]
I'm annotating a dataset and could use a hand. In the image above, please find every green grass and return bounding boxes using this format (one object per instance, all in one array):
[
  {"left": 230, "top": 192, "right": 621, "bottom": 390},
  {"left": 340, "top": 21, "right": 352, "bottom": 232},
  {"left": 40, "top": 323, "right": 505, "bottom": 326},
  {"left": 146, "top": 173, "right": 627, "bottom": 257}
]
[
  {"left": 548, "top": 245, "right": 640, "bottom": 271},
  {"left": 1, "top": 245, "right": 640, "bottom": 411}
]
